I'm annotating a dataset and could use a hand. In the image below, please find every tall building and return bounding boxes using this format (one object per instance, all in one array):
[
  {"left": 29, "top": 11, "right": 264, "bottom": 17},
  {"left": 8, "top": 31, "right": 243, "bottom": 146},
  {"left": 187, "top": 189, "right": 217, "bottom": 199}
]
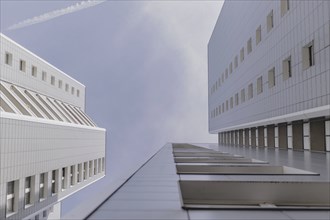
[
  {"left": 208, "top": 0, "right": 330, "bottom": 151},
  {"left": 0, "top": 33, "right": 106, "bottom": 220}
]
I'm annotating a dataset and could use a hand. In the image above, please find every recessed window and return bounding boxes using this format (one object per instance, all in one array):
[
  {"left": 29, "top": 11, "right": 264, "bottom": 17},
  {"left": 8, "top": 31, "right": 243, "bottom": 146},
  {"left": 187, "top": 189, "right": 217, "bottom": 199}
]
[
  {"left": 65, "top": 84, "right": 69, "bottom": 92},
  {"left": 225, "top": 69, "right": 228, "bottom": 79},
  {"left": 89, "top": 160, "right": 93, "bottom": 177},
  {"left": 51, "top": 170, "right": 57, "bottom": 195},
  {"left": 230, "top": 97, "right": 234, "bottom": 109},
  {"left": 24, "top": 176, "right": 34, "bottom": 207},
  {"left": 268, "top": 67, "right": 276, "bottom": 88},
  {"left": 283, "top": 56, "right": 292, "bottom": 80},
  {"left": 248, "top": 83, "right": 253, "bottom": 99},
  {"left": 43, "top": 210, "right": 47, "bottom": 218},
  {"left": 102, "top": 157, "right": 105, "bottom": 171},
  {"left": 247, "top": 38, "right": 252, "bottom": 54},
  {"left": 241, "top": 89, "right": 246, "bottom": 103},
  {"left": 6, "top": 181, "right": 16, "bottom": 215},
  {"left": 70, "top": 165, "right": 75, "bottom": 186},
  {"left": 83, "top": 162, "right": 88, "bottom": 180},
  {"left": 31, "top": 65, "right": 37, "bottom": 77},
  {"left": 267, "top": 10, "right": 274, "bottom": 32},
  {"left": 226, "top": 100, "right": 229, "bottom": 111},
  {"left": 71, "top": 87, "right": 75, "bottom": 95},
  {"left": 302, "top": 41, "right": 314, "bottom": 69},
  {"left": 39, "top": 173, "right": 46, "bottom": 201},
  {"left": 256, "top": 25, "right": 261, "bottom": 45},
  {"left": 240, "top": 48, "right": 244, "bottom": 62},
  {"left": 229, "top": 62, "right": 233, "bottom": 74},
  {"left": 77, "top": 163, "right": 82, "bottom": 183},
  {"left": 42, "top": 71, "right": 47, "bottom": 81},
  {"left": 58, "top": 80, "right": 63, "bottom": 89},
  {"left": 5, "top": 52, "right": 13, "bottom": 66},
  {"left": 281, "top": 0, "right": 290, "bottom": 16},
  {"left": 235, "top": 93, "right": 239, "bottom": 106},
  {"left": 257, "top": 76, "right": 263, "bottom": 94},
  {"left": 35, "top": 214, "right": 39, "bottom": 220},
  {"left": 94, "top": 159, "right": 97, "bottom": 175},
  {"left": 234, "top": 56, "right": 238, "bottom": 68},
  {"left": 51, "top": 76, "right": 55, "bottom": 85},
  {"left": 19, "top": 60, "right": 26, "bottom": 72},
  {"left": 62, "top": 167, "right": 66, "bottom": 190}
]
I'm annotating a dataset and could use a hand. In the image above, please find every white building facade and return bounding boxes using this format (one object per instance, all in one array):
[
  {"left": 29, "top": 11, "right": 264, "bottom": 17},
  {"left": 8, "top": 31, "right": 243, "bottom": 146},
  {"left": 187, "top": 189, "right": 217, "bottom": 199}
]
[
  {"left": 208, "top": 0, "right": 330, "bottom": 152},
  {"left": 0, "top": 34, "right": 106, "bottom": 220}
]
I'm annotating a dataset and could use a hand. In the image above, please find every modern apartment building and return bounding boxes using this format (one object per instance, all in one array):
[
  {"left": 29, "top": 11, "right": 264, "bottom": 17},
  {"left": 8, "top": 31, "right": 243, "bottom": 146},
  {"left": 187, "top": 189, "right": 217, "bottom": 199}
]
[
  {"left": 208, "top": 0, "right": 330, "bottom": 151},
  {"left": 0, "top": 33, "right": 106, "bottom": 220}
]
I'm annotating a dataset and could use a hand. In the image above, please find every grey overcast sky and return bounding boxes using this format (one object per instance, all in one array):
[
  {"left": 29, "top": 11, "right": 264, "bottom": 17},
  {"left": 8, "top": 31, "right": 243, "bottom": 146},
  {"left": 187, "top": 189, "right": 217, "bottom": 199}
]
[{"left": 1, "top": 0, "right": 223, "bottom": 217}]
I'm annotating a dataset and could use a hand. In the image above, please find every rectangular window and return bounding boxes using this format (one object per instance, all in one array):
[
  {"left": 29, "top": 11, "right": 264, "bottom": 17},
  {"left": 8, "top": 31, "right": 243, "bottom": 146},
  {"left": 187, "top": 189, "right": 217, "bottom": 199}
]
[
  {"left": 226, "top": 100, "right": 229, "bottom": 111},
  {"left": 70, "top": 165, "right": 75, "bottom": 186},
  {"left": 51, "top": 76, "right": 55, "bottom": 85},
  {"left": 65, "top": 84, "right": 69, "bottom": 92},
  {"left": 222, "top": 103, "right": 224, "bottom": 112},
  {"left": 35, "top": 214, "right": 39, "bottom": 220},
  {"left": 98, "top": 158, "right": 102, "bottom": 173},
  {"left": 31, "top": 65, "right": 37, "bottom": 77},
  {"left": 248, "top": 83, "right": 253, "bottom": 99},
  {"left": 58, "top": 80, "right": 63, "bottom": 89},
  {"left": 230, "top": 97, "right": 233, "bottom": 109},
  {"left": 283, "top": 56, "right": 292, "bottom": 80},
  {"left": 267, "top": 10, "right": 274, "bottom": 32},
  {"left": 5, "top": 52, "right": 13, "bottom": 66},
  {"left": 281, "top": 0, "right": 290, "bottom": 16},
  {"left": 42, "top": 71, "right": 47, "bottom": 81},
  {"left": 89, "top": 160, "right": 93, "bottom": 177},
  {"left": 94, "top": 159, "right": 97, "bottom": 175},
  {"left": 240, "top": 48, "right": 244, "bottom": 62},
  {"left": 6, "top": 181, "right": 16, "bottom": 215},
  {"left": 77, "top": 163, "right": 82, "bottom": 183},
  {"left": 241, "top": 89, "right": 246, "bottom": 103},
  {"left": 71, "top": 87, "right": 75, "bottom": 95},
  {"left": 229, "top": 62, "right": 233, "bottom": 74},
  {"left": 257, "top": 76, "right": 263, "bottom": 94},
  {"left": 19, "top": 60, "right": 26, "bottom": 72},
  {"left": 62, "top": 167, "right": 66, "bottom": 190},
  {"left": 43, "top": 210, "right": 47, "bottom": 218},
  {"left": 102, "top": 157, "right": 105, "bottom": 171},
  {"left": 256, "top": 25, "right": 261, "bottom": 45},
  {"left": 234, "top": 56, "right": 238, "bottom": 68},
  {"left": 221, "top": 73, "right": 224, "bottom": 83},
  {"left": 235, "top": 93, "right": 239, "bottom": 106},
  {"left": 25, "top": 176, "right": 33, "bottom": 207},
  {"left": 302, "top": 41, "right": 314, "bottom": 69},
  {"left": 84, "top": 162, "right": 88, "bottom": 180},
  {"left": 51, "top": 170, "right": 56, "bottom": 195},
  {"left": 247, "top": 38, "right": 252, "bottom": 54},
  {"left": 39, "top": 173, "right": 46, "bottom": 201},
  {"left": 268, "top": 67, "right": 276, "bottom": 88},
  {"left": 225, "top": 69, "right": 228, "bottom": 79}
]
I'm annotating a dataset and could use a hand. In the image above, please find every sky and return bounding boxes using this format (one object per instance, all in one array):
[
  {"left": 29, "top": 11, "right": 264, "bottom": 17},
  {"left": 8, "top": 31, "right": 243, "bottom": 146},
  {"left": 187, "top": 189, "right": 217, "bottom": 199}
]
[{"left": 1, "top": 0, "right": 223, "bottom": 218}]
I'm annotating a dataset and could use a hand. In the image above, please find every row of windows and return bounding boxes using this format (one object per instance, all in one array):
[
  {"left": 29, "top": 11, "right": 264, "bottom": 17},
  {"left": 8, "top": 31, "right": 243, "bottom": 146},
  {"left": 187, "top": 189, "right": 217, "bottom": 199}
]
[
  {"left": 210, "top": 0, "right": 291, "bottom": 95},
  {"left": 5, "top": 157, "right": 105, "bottom": 218},
  {"left": 4, "top": 51, "right": 80, "bottom": 97},
  {"left": 0, "top": 81, "right": 96, "bottom": 127},
  {"left": 210, "top": 40, "right": 315, "bottom": 118}
]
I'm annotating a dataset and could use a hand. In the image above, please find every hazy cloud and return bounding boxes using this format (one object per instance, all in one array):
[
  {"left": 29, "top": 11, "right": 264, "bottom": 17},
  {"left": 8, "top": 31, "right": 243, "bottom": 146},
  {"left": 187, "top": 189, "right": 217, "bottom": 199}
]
[{"left": 8, "top": 0, "right": 105, "bottom": 30}]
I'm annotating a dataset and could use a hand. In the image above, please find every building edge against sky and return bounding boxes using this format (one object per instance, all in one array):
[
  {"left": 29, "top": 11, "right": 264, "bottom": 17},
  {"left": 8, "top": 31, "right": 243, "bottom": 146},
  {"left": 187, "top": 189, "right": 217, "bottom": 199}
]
[
  {"left": 0, "top": 33, "right": 106, "bottom": 220},
  {"left": 208, "top": 0, "right": 330, "bottom": 151}
]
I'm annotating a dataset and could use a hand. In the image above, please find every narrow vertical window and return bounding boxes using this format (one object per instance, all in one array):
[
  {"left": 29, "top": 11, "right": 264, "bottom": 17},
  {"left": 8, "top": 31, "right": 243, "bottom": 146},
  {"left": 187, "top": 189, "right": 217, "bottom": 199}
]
[
  {"left": 19, "top": 60, "right": 26, "bottom": 72},
  {"left": 225, "top": 69, "right": 228, "bottom": 79},
  {"left": 94, "top": 159, "right": 97, "bottom": 175},
  {"left": 70, "top": 165, "right": 75, "bottom": 186},
  {"left": 24, "top": 176, "right": 33, "bottom": 207},
  {"left": 281, "top": 0, "right": 290, "bottom": 16},
  {"left": 62, "top": 167, "right": 66, "bottom": 190},
  {"left": 51, "top": 170, "right": 56, "bottom": 195},
  {"left": 268, "top": 67, "right": 276, "bottom": 88},
  {"left": 76, "top": 89, "right": 80, "bottom": 97},
  {"left": 234, "top": 56, "right": 238, "bottom": 68},
  {"left": 257, "top": 76, "right": 263, "bottom": 94},
  {"left": 65, "top": 84, "right": 69, "bottom": 92},
  {"left": 42, "top": 71, "right": 47, "bottom": 81},
  {"left": 256, "top": 25, "right": 262, "bottom": 45},
  {"left": 102, "top": 157, "right": 105, "bottom": 171},
  {"left": 6, "top": 181, "right": 16, "bottom": 215},
  {"left": 51, "top": 76, "right": 55, "bottom": 85},
  {"left": 247, "top": 38, "right": 252, "bottom": 54},
  {"left": 78, "top": 163, "right": 82, "bottom": 183},
  {"left": 283, "top": 56, "right": 292, "bottom": 80},
  {"left": 58, "top": 80, "right": 63, "bottom": 89},
  {"left": 235, "top": 93, "right": 239, "bottom": 106},
  {"left": 226, "top": 100, "right": 229, "bottom": 111},
  {"left": 267, "top": 10, "right": 274, "bottom": 32},
  {"left": 84, "top": 162, "right": 88, "bottom": 180},
  {"left": 5, "top": 52, "right": 13, "bottom": 66},
  {"left": 229, "top": 62, "right": 233, "bottom": 74},
  {"left": 31, "top": 65, "right": 37, "bottom": 77},
  {"left": 222, "top": 103, "right": 225, "bottom": 112},
  {"left": 71, "top": 87, "right": 75, "bottom": 95},
  {"left": 240, "top": 48, "right": 245, "bottom": 62},
  {"left": 39, "top": 173, "right": 46, "bottom": 201},
  {"left": 241, "top": 89, "right": 246, "bottom": 103},
  {"left": 89, "top": 160, "right": 93, "bottom": 177},
  {"left": 230, "top": 97, "right": 234, "bottom": 109},
  {"left": 248, "top": 83, "right": 253, "bottom": 99}
]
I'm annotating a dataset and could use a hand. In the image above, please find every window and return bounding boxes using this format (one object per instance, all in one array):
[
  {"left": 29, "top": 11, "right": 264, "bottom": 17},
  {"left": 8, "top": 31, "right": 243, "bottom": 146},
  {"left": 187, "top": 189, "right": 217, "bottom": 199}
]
[
  {"left": 98, "top": 158, "right": 102, "bottom": 173},
  {"left": 229, "top": 62, "right": 233, "bottom": 74},
  {"left": 225, "top": 69, "right": 228, "bottom": 79},
  {"left": 5, "top": 52, "right": 13, "bottom": 65},
  {"left": 256, "top": 25, "right": 261, "bottom": 45},
  {"left": 51, "top": 76, "right": 55, "bottom": 85},
  {"left": 234, "top": 56, "right": 238, "bottom": 68},
  {"left": 221, "top": 73, "right": 224, "bottom": 83},
  {"left": 58, "top": 80, "right": 63, "bottom": 89},
  {"left": 240, "top": 48, "right": 244, "bottom": 62},
  {"left": 302, "top": 41, "right": 314, "bottom": 69},
  {"left": 222, "top": 103, "right": 225, "bottom": 112},
  {"left": 42, "top": 71, "right": 47, "bottom": 81},
  {"left": 281, "top": 0, "right": 290, "bottom": 16},
  {"left": 62, "top": 167, "right": 66, "bottom": 190},
  {"left": 283, "top": 56, "right": 292, "bottom": 80},
  {"left": 257, "top": 76, "right": 263, "bottom": 94},
  {"left": 89, "top": 160, "right": 93, "bottom": 177},
  {"left": 84, "top": 162, "right": 88, "bottom": 180},
  {"left": 247, "top": 38, "right": 252, "bottom": 54},
  {"left": 6, "top": 181, "right": 16, "bottom": 215},
  {"left": 268, "top": 67, "right": 276, "bottom": 88},
  {"left": 71, "top": 87, "right": 75, "bottom": 95},
  {"left": 70, "top": 165, "right": 75, "bottom": 186},
  {"left": 94, "top": 159, "right": 97, "bottom": 175},
  {"left": 19, "top": 60, "right": 26, "bottom": 72},
  {"left": 267, "top": 10, "right": 274, "bottom": 32},
  {"left": 31, "top": 65, "right": 37, "bottom": 77},
  {"left": 77, "top": 163, "right": 82, "bottom": 183},
  {"left": 65, "top": 84, "right": 69, "bottom": 92},
  {"left": 25, "top": 176, "right": 34, "bottom": 207},
  {"left": 51, "top": 170, "right": 57, "bottom": 195},
  {"left": 235, "top": 93, "right": 239, "bottom": 106},
  {"left": 39, "top": 173, "right": 46, "bottom": 201},
  {"left": 226, "top": 100, "right": 229, "bottom": 111},
  {"left": 35, "top": 214, "right": 39, "bottom": 220},
  {"left": 230, "top": 97, "right": 233, "bottom": 109},
  {"left": 241, "top": 89, "right": 246, "bottom": 103},
  {"left": 43, "top": 210, "right": 47, "bottom": 218},
  {"left": 102, "top": 158, "right": 105, "bottom": 171},
  {"left": 248, "top": 83, "right": 253, "bottom": 99}
]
